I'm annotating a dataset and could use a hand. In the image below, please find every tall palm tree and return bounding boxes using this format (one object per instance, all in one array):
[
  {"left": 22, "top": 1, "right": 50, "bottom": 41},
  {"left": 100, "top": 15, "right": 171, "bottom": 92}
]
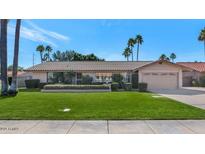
[
  {"left": 122, "top": 47, "right": 131, "bottom": 61},
  {"left": 0, "top": 19, "right": 8, "bottom": 96},
  {"left": 9, "top": 19, "right": 21, "bottom": 94},
  {"left": 127, "top": 38, "right": 135, "bottom": 61},
  {"left": 135, "top": 34, "right": 144, "bottom": 61},
  {"left": 36, "top": 45, "right": 45, "bottom": 63},
  {"left": 45, "top": 45, "right": 52, "bottom": 61},
  {"left": 170, "top": 53, "right": 176, "bottom": 62},
  {"left": 159, "top": 54, "right": 167, "bottom": 60},
  {"left": 198, "top": 28, "right": 205, "bottom": 56}
]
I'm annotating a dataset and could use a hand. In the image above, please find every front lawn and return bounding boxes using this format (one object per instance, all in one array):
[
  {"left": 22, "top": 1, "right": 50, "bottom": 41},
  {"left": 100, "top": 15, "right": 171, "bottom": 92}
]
[{"left": 0, "top": 91, "right": 205, "bottom": 120}]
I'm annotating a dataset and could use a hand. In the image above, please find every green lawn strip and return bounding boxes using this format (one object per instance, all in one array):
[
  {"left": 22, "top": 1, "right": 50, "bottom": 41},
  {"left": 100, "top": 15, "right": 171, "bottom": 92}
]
[{"left": 0, "top": 91, "right": 205, "bottom": 120}]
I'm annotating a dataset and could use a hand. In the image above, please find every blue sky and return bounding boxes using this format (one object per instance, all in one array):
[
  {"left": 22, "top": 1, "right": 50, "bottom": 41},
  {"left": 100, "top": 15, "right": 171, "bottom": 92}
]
[{"left": 7, "top": 19, "right": 205, "bottom": 68}]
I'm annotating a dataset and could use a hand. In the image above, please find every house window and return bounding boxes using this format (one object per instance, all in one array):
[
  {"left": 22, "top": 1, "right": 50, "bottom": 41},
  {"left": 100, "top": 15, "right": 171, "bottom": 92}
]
[
  {"left": 152, "top": 73, "right": 158, "bottom": 75},
  {"left": 169, "top": 73, "right": 176, "bottom": 76},
  {"left": 77, "top": 73, "right": 82, "bottom": 79},
  {"left": 47, "top": 72, "right": 54, "bottom": 82},
  {"left": 144, "top": 73, "right": 151, "bottom": 76}
]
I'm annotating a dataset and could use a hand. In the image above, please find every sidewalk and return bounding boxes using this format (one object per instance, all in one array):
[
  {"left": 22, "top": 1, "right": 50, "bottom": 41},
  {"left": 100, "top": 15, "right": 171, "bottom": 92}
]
[{"left": 0, "top": 120, "right": 205, "bottom": 134}]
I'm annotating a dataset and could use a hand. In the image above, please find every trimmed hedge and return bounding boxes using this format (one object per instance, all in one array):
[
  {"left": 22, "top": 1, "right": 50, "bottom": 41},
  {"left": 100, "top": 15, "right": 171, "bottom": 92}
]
[
  {"left": 25, "top": 79, "right": 40, "bottom": 89},
  {"left": 138, "top": 82, "right": 148, "bottom": 92},
  {"left": 111, "top": 82, "right": 119, "bottom": 91},
  {"left": 44, "top": 84, "right": 110, "bottom": 90},
  {"left": 123, "top": 82, "right": 132, "bottom": 91}
]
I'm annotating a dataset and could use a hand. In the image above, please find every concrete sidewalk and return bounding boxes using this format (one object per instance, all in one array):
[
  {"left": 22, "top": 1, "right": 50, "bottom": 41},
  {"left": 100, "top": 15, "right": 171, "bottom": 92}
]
[{"left": 0, "top": 120, "right": 205, "bottom": 134}]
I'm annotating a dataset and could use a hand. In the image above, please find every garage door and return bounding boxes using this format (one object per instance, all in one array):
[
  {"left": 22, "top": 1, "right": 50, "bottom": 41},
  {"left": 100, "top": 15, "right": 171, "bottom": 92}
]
[{"left": 142, "top": 72, "right": 178, "bottom": 89}]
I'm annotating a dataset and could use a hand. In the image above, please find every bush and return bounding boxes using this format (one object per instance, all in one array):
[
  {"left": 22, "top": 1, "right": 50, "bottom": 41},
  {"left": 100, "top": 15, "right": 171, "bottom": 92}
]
[
  {"left": 25, "top": 79, "right": 40, "bottom": 89},
  {"left": 192, "top": 79, "right": 199, "bottom": 87},
  {"left": 7, "top": 89, "right": 18, "bottom": 96},
  {"left": 111, "top": 82, "right": 119, "bottom": 91},
  {"left": 199, "top": 76, "right": 205, "bottom": 87},
  {"left": 81, "top": 75, "right": 93, "bottom": 84},
  {"left": 112, "top": 74, "right": 123, "bottom": 83},
  {"left": 138, "top": 82, "right": 148, "bottom": 92},
  {"left": 39, "top": 83, "right": 48, "bottom": 89},
  {"left": 92, "top": 82, "right": 104, "bottom": 85},
  {"left": 44, "top": 84, "right": 110, "bottom": 90},
  {"left": 8, "top": 77, "right": 12, "bottom": 86},
  {"left": 123, "top": 82, "right": 132, "bottom": 91}
]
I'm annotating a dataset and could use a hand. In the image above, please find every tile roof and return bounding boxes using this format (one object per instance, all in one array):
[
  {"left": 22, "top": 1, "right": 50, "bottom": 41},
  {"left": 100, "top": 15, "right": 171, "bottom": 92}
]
[
  {"left": 25, "top": 61, "right": 153, "bottom": 72},
  {"left": 177, "top": 62, "right": 205, "bottom": 72},
  {"left": 7, "top": 71, "right": 28, "bottom": 77}
]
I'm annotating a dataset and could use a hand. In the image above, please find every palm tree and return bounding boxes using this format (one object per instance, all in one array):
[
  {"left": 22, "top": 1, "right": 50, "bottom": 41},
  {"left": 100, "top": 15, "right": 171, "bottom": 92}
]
[
  {"left": 198, "top": 28, "right": 205, "bottom": 56},
  {"left": 45, "top": 45, "right": 52, "bottom": 61},
  {"left": 9, "top": 19, "right": 21, "bottom": 94},
  {"left": 0, "top": 19, "right": 8, "bottom": 96},
  {"left": 135, "top": 34, "right": 143, "bottom": 61},
  {"left": 127, "top": 38, "right": 135, "bottom": 61},
  {"left": 159, "top": 54, "right": 167, "bottom": 60},
  {"left": 170, "top": 53, "right": 176, "bottom": 62},
  {"left": 122, "top": 47, "right": 131, "bottom": 61},
  {"left": 36, "top": 45, "right": 45, "bottom": 63}
]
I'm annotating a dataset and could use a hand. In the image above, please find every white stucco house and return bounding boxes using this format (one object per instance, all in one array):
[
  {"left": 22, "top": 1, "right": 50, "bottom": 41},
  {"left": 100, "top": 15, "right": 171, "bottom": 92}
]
[
  {"left": 177, "top": 62, "right": 205, "bottom": 86},
  {"left": 24, "top": 60, "right": 193, "bottom": 90}
]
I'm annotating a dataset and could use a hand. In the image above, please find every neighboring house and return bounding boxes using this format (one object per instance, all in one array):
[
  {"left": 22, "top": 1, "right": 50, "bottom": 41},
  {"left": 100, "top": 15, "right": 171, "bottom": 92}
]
[
  {"left": 24, "top": 60, "right": 191, "bottom": 90},
  {"left": 177, "top": 62, "right": 205, "bottom": 86},
  {"left": 7, "top": 71, "right": 32, "bottom": 87}
]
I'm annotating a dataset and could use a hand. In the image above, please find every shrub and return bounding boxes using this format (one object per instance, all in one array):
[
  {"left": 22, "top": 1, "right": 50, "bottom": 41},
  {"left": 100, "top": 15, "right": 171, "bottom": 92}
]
[
  {"left": 7, "top": 89, "right": 18, "bottom": 96},
  {"left": 192, "top": 79, "right": 199, "bottom": 87},
  {"left": 25, "top": 79, "right": 40, "bottom": 89},
  {"left": 8, "top": 77, "right": 12, "bottom": 86},
  {"left": 123, "top": 82, "right": 132, "bottom": 91},
  {"left": 44, "top": 84, "right": 110, "bottom": 90},
  {"left": 81, "top": 75, "right": 93, "bottom": 84},
  {"left": 138, "top": 82, "right": 148, "bottom": 92},
  {"left": 111, "top": 82, "right": 119, "bottom": 91},
  {"left": 92, "top": 82, "right": 104, "bottom": 85},
  {"left": 39, "top": 83, "right": 48, "bottom": 89},
  {"left": 112, "top": 74, "right": 123, "bottom": 83},
  {"left": 199, "top": 76, "right": 205, "bottom": 87}
]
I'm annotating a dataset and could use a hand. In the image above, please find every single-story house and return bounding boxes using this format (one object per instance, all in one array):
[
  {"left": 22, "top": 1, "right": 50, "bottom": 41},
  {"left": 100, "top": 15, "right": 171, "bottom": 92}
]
[
  {"left": 24, "top": 60, "right": 192, "bottom": 90},
  {"left": 177, "top": 62, "right": 205, "bottom": 86}
]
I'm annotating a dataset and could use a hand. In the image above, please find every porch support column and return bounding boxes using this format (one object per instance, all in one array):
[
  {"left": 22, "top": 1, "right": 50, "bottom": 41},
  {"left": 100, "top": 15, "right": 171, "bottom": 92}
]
[
  {"left": 46, "top": 72, "right": 48, "bottom": 83},
  {"left": 138, "top": 70, "right": 143, "bottom": 83},
  {"left": 178, "top": 69, "right": 182, "bottom": 88},
  {"left": 75, "top": 72, "right": 77, "bottom": 84},
  {"left": 130, "top": 72, "right": 132, "bottom": 83}
]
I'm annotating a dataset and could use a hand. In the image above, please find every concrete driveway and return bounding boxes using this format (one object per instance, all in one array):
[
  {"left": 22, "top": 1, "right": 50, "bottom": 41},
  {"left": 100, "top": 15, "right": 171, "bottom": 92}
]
[{"left": 151, "top": 87, "right": 205, "bottom": 109}]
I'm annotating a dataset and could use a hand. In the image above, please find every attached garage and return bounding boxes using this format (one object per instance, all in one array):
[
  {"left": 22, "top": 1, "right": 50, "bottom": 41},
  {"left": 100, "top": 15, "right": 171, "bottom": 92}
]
[
  {"left": 138, "top": 61, "right": 183, "bottom": 90},
  {"left": 141, "top": 72, "right": 178, "bottom": 89}
]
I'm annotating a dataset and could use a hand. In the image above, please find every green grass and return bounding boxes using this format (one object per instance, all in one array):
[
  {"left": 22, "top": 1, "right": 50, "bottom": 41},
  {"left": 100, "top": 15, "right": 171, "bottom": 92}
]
[{"left": 0, "top": 91, "right": 205, "bottom": 120}]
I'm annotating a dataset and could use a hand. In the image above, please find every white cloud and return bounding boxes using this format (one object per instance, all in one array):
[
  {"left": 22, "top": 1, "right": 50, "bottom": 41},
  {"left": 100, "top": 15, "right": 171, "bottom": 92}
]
[
  {"left": 25, "top": 20, "right": 70, "bottom": 41},
  {"left": 8, "top": 20, "right": 70, "bottom": 47}
]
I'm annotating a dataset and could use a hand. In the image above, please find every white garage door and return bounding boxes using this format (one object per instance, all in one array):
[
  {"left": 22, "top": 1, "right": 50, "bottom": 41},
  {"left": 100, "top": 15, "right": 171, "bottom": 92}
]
[{"left": 142, "top": 72, "right": 178, "bottom": 89}]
